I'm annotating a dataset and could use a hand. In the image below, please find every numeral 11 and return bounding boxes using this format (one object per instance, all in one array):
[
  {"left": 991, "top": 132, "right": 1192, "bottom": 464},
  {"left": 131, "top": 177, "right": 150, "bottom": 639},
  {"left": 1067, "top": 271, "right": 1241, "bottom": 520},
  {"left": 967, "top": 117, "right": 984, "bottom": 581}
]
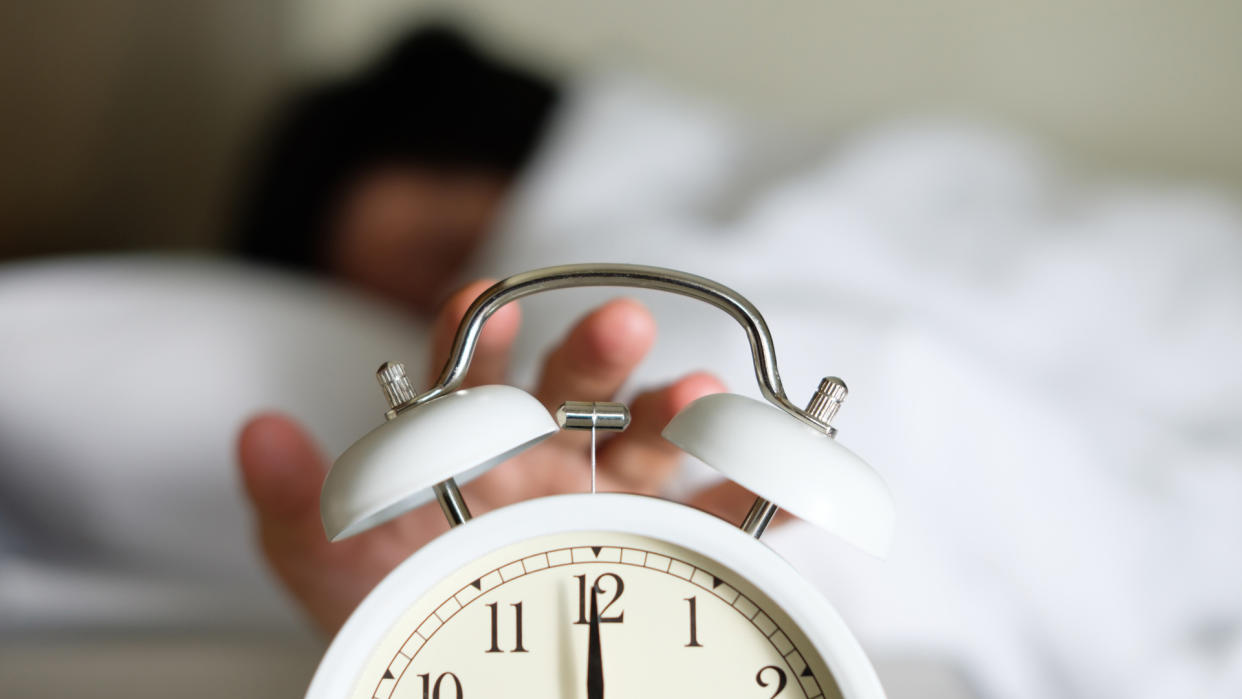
[{"left": 486, "top": 602, "right": 527, "bottom": 653}]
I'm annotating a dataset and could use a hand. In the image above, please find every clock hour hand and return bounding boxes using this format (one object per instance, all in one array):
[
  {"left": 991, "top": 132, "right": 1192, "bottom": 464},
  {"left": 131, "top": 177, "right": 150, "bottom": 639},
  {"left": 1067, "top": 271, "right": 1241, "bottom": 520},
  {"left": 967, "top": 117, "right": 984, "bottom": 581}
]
[{"left": 586, "top": 583, "right": 604, "bottom": 699}]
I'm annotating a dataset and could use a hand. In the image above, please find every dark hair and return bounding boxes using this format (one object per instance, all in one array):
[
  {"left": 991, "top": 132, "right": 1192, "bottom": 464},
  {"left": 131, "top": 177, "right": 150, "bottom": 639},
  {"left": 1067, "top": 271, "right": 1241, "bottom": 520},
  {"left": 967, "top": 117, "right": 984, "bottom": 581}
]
[{"left": 234, "top": 24, "right": 559, "bottom": 269}]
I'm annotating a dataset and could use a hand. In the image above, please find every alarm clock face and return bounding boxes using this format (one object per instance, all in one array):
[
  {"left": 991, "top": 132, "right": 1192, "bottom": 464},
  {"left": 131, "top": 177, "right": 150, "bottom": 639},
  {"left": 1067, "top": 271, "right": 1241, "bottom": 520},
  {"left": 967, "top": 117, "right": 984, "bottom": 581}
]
[{"left": 308, "top": 495, "right": 883, "bottom": 699}]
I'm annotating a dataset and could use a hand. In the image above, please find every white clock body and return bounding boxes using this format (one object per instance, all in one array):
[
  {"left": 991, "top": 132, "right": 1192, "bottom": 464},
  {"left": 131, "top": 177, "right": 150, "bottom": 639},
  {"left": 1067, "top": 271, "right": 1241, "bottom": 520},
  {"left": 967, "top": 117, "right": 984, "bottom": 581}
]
[{"left": 307, "top": 493, "right": 885, "bottom": 699}]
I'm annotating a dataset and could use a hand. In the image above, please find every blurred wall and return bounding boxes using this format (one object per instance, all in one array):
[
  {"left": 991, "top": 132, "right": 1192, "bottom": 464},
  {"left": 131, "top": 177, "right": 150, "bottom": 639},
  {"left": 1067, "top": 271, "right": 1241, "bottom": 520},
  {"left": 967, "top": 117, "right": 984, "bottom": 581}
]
[
  {"left": 0, "top": 1, "right": 281, "bottom": 259},
  {"left": 289, "top": 0, "right": 1242, "bottom": 186},
  {"left": 3, "top": 0, "right": 1240, "bottom": 261}
]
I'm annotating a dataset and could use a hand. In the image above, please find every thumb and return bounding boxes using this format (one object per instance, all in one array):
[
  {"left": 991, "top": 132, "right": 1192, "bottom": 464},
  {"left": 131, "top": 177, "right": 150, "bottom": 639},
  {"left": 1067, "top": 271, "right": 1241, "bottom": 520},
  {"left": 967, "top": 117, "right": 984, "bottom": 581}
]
[{"left": 238, "top": 413, "right": 374, "bottom": 634}]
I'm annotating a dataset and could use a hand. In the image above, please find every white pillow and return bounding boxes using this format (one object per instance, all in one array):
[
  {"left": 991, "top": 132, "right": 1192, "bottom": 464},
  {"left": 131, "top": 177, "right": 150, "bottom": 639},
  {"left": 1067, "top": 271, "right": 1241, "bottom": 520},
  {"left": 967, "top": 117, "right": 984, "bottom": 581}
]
[{"left": 0, "top": 255, "right": 428, "bottom": 629}]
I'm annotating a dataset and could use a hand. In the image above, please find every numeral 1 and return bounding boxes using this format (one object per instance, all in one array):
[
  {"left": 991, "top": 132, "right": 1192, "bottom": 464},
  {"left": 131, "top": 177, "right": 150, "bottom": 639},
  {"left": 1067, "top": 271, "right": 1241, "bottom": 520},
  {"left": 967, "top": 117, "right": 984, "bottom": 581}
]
[
  {"left": 486, "top": 602, "right": 528, "bottom": 653},
  {"left": 684, "top": 596, "right": 703, "bottom": 647}
]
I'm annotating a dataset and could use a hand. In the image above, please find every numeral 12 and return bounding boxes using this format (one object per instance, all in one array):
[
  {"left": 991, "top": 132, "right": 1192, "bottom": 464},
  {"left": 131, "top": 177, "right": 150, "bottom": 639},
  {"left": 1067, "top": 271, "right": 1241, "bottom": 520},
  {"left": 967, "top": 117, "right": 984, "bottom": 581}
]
[{"left": 573, "top": 573, "right": 625, "bottom": 624}]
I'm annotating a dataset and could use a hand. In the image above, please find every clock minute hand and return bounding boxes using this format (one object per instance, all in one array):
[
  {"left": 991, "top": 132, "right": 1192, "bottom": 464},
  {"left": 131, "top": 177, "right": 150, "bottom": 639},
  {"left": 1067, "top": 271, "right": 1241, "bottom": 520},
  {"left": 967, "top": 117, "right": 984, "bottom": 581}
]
[{"left": 586, "top": 584, "right": 604, "bottom": 699}]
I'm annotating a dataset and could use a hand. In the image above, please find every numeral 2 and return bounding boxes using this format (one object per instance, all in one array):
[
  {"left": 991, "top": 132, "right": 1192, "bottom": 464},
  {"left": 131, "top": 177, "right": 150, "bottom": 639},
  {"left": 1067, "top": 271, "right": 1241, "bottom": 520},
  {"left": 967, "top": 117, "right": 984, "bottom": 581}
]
[
  {"left": 418, "top": 672, "right": 463, "bottom": 699},
  {"left": 574, "top": 573, "right": 625, "bottom": 624},
  {"left": 756, "top": 665, "right": 787, "bottom": 698},
  {"left": 486, "top": 602, "right": 527, "bottom": 653}
]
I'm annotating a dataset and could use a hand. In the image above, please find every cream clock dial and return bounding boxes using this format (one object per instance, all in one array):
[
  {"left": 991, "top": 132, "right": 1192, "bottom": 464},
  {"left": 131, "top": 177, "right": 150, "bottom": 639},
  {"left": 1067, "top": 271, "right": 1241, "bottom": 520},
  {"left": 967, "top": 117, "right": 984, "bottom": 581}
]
[
  {"left": 308, "top": 495, "right": 883, "bottom": 699},
  {"left": 355, "top": 533, "right": 839, "bottom": 699}
]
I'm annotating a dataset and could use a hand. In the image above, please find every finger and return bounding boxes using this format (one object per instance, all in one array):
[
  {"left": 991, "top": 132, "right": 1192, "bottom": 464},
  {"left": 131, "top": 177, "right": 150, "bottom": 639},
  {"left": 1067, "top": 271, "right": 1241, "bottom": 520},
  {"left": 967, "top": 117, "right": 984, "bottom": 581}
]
[
  {"left": 238, "top": 412, "right": 328, "bottom": 534},
  {"left": 428, "top": 279, "right": 521, "bottom": 387},
  {"left": 534, "top": 298, "right": 655, "bottom": 414},
  {"left": 685, "top": 481, "right": 795, "bottom": 529},
  {"left": 598, "top": 372, "right": 725, "bottom": 493}
]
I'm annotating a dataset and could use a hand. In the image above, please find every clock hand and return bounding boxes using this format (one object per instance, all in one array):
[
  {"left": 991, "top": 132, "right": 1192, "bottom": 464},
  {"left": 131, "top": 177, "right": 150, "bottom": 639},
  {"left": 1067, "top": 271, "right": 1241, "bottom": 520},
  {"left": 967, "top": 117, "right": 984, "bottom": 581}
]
[{"left": 586, "top": 583, "right": 604, "bottom": 699}]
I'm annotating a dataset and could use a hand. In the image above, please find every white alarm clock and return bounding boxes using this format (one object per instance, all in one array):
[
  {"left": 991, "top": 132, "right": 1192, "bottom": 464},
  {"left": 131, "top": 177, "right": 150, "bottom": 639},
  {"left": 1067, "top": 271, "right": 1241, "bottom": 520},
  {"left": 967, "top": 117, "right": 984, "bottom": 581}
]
[{"left": 306, "top": 264, "right": 895, "bottom": 699}]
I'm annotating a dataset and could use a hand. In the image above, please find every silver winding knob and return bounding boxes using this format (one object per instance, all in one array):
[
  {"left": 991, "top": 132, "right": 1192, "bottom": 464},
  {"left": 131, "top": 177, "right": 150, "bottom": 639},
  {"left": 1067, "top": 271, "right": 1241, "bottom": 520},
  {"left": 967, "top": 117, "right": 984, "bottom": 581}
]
[
  {"left": 804, "top": 376, "right": 847, "bottom": 428},
  {"left": 377, "top": 361, "right": 417, "bottom": 418}
]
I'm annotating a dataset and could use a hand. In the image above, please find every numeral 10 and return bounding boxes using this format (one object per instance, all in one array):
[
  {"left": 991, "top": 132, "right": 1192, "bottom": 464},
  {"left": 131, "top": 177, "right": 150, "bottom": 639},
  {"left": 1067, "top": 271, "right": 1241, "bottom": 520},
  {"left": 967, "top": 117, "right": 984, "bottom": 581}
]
[{"left": 418, "top": 672, "right": 463, "bottom": 699}]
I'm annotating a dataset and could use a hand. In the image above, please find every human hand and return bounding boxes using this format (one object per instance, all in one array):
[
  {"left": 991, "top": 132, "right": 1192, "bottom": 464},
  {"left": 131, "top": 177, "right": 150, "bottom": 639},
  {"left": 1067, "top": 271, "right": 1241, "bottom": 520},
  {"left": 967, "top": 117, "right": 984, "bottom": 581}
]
[{"left": 238, "top": 280, "right": 776, "bottom": 635}]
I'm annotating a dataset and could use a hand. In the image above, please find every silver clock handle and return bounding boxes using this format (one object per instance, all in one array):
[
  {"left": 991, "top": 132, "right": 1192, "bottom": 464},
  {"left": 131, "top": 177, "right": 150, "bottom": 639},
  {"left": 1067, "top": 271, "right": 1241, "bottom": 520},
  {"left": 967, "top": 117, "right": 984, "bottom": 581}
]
[{"left": 414, "top": 263, "right": 824, "bottom": 431}]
